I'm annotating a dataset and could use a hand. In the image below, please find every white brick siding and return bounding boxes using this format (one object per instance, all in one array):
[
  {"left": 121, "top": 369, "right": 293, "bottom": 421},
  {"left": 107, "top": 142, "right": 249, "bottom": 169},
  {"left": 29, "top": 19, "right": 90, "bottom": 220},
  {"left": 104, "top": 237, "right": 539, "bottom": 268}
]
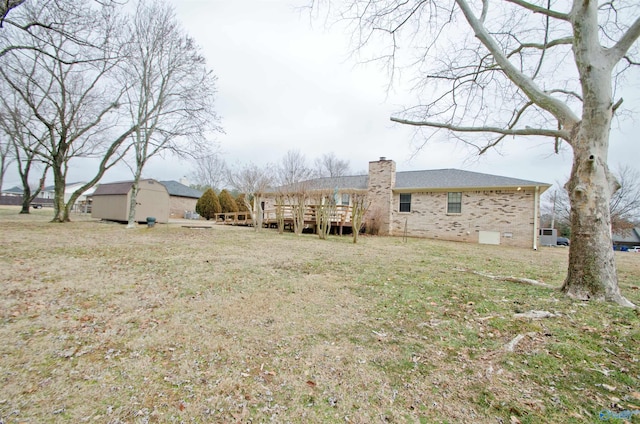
[{"left": 390, "top": 189, "right": 538, "bottom": 248}]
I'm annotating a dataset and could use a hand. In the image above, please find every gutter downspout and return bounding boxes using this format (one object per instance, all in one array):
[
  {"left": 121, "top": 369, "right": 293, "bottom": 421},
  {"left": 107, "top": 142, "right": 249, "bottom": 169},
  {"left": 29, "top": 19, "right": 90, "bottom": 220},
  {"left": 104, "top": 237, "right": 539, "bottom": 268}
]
[{"left": 533, "top": 186, "right": 540, "bottom": 250}]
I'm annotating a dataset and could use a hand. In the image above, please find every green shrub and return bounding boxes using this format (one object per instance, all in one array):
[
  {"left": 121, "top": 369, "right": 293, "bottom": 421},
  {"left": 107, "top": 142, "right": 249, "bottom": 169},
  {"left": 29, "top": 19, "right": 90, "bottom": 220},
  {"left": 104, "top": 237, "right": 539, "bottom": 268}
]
[
  {"left": 218, "top": 189, "right": 239, "bottom": 213},
  {"left": 196, "top": 188, "right": 221, "bottom": 220},
  {"left": 236, "top": 193, "right": 250, "bottom": 212}
]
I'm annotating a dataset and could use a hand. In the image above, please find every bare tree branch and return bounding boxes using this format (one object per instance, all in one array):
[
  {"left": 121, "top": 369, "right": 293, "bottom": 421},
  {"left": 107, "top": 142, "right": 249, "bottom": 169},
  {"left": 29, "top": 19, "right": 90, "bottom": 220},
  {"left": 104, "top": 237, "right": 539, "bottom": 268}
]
[
  {"left": 507, "top": 37, "right": 573, "bottom": 59},
  {"left": 503, "top": 0, "right": 569, "bottom": 20},
  {"left": 390, "top": 116, "right": 568, "bottom": 139},
  {"left": 455, "top": 0, "right": 579, "bottom": 130},
  {"left": 608, "top": 17, "right": 640, "bottom": 62},
  {"left": 120, "top": 0, "right": 221, "bottom": 227}
]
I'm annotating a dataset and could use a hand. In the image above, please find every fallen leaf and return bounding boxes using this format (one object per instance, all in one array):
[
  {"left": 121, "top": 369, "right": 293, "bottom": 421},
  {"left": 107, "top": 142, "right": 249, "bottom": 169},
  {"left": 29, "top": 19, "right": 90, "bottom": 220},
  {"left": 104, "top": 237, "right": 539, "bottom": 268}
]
[
  {"left": 601, "top": 384, "right": 616, "bottom": 392},
  {"left": 306, "top": 380, "right": 316, "bottom": 388}
]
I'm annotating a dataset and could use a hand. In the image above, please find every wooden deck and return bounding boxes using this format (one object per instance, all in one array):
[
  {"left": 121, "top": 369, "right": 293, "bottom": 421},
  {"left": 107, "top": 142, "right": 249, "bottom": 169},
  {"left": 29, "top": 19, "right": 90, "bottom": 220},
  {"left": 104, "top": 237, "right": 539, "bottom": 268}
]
[
  {"left": 214, "top": 205, "right": 355, "bottom": 234},
  {"left": 214, "top": 212, "right": 252, "bottom": 225},
  {"left": 263, "top": 205, "right": 354, "bottom": 234}
]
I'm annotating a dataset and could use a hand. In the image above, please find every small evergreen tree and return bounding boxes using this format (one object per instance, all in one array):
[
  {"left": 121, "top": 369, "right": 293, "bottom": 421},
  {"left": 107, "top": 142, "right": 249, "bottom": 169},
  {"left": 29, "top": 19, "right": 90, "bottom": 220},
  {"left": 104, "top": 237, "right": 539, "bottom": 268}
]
[
  {"left": 236, "top": 194, "right": 250, "bottom": 212},
  {"left": 218, "top": 189, "right": 239, "bottom": 213},
  {"left": 196, "top": 188, "right": 221, "bottom": 220}
]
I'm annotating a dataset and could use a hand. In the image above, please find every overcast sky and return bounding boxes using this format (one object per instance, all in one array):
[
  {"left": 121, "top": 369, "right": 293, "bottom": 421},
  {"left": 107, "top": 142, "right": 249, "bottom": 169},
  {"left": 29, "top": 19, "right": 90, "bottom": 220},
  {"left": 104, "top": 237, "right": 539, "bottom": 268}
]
[{"left": 3, "top": 0, "right": 639, "bottom": 191}]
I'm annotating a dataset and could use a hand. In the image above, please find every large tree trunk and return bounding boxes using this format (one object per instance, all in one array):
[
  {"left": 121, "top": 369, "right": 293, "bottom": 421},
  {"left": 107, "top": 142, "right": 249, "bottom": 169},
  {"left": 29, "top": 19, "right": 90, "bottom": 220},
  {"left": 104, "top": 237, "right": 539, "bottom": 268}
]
[
  {"left": 20, "top": 188, "right": 31, "bottom": 214},
  {"left": 127, "top": 167, "right": 143, "bottom": 228},
  {"left": 254, "top": 195, "right": 263, "bottom": 231},
  {"left": 19, "top": 164, "right": 32, "bottom": 214},
  {"left": 561, "top": 41, "right": 634, "bottom": 307},
  {"left": 562, "top": 130, "right": 633, "bottom": 307},
  {"left": 560, "top": 1, "right": 635, "bottom": 308},
  {"left": 51, "top": 164, "right": 67, "bottom": 222},
  {"left": 127, "top": 183, "right": 140, "bottom": 228}
]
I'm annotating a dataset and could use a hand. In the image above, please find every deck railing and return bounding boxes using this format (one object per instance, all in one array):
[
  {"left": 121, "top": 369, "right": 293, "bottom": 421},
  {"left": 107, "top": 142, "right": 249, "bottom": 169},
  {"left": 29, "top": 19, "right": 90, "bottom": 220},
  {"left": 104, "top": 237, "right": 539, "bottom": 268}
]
[
  {"left": 263, "top": 204, "right": 352, "bottom": 225},
  {"left": 214, "top": 212, "right": 253, "bottom": 225},
  {"left": 213, "top": 204, "right": 354, "bottom": 229}
]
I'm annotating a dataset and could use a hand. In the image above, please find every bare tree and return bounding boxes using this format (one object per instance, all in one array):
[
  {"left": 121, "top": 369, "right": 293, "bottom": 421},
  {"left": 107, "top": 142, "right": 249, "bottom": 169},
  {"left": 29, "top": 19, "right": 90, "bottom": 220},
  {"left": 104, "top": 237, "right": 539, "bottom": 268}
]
[
  {"left": 1, "top": 1, "right": 126, "bottom": 59},
  {"left": 544, "top": 165, "right": 640, "bottom": 235},
  {"left": 540, "top": 186, "right": 571, "bottom": 235},
  {"left": 313, "top": 0, "right": 640, "bottom": 307},
  {"left": 609, "top": 166, "right": 640, "bottom": 231},
  {"left": 278, "top": 150, "right": 314, "bottom": 187},
  {"left": 0, "top": 1, "right": 139, "bottom": 222},
  {"left": 0, "top": 124, "right": 14, "bottom": 193},
  {"left": 349, "top": 191, "right": 369, "bottom": 244},
  {"left": 0, "top": 88, "right": 48, "bottom": 213},
  {"left": 227, "top": 163, "right": 273, "bottom": 231},
  {"left": 277, "top": 150, "right": 315, "bottom": 235},
  {"left": 288, "top": 189, "right": 309, "bottom": 236},
  {"left": 122, "top": 0, "right": 221, "bottom": 228},
  {"left": 313, "top": 189, "right": 336, "bottom": 239},
  {"left": 189, "top": 153, "right": 227, "bottom": 191},
  {"left": 314, "top": 152, "right": 351, "bottom": 177}
]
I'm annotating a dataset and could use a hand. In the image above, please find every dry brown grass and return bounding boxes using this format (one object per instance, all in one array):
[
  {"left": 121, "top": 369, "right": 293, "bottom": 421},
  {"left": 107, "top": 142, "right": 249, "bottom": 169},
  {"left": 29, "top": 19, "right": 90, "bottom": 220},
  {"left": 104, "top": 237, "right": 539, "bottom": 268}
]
[{"left": 0, "top": 206, "right": 639, "bottom": 423}]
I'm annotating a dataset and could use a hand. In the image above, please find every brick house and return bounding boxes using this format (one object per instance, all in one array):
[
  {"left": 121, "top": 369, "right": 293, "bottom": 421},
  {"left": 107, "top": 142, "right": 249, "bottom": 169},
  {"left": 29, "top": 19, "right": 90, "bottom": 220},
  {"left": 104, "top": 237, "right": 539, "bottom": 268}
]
[{"left": 263, "top": 157, "right": 551, "bottom": 249}]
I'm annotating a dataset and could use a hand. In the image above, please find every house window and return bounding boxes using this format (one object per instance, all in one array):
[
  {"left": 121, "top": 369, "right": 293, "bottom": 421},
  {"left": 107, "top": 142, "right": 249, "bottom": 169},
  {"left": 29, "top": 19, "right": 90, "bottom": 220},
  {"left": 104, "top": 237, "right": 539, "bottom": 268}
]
[
  {"left": 447, "top": 192, "right": 462, "bottom": 213},
  {"left": 399, "top": 193, "right": 411, "bottom": 212},
  {"left": 341, "top": 193, "right": 350, "bottom": 206}
]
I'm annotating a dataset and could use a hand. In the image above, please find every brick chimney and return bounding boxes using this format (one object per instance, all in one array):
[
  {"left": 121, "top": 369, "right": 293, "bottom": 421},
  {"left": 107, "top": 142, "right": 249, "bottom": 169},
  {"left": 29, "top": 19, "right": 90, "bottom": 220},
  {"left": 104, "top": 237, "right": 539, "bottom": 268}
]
[{"left": 367, "top": 157, "right": 396, "bottom": 235}]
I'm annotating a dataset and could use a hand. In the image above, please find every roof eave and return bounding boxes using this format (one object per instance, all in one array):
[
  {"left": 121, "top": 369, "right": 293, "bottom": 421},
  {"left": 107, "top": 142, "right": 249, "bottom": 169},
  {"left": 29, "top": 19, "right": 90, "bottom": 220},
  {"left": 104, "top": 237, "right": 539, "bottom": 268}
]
[{"left": 393, "top": 184, "right": 552, "bottom": 193}]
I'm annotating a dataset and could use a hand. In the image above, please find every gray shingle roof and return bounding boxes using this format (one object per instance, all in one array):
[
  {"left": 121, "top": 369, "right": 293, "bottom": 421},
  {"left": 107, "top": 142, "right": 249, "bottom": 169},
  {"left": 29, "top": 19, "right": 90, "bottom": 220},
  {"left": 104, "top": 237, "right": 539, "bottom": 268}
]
[
  {"left": 613, "top": 228, "right": 640, "bottom": 244},
  {"left": 159, "top": 181, "right": 203, "bottom": 199},
  {"left": 2, "top": 186, "right": 24, "bottom": 194},
  {"left": 93, "top": 181, "right": 134, "bottom": 196},
  {"left": 267, "top": 169, "right": 549, "bottom": 192},
  {"left": 395, "top": 169, "right": 549, "bottom": 190},
  {"left": 268, "top": 175, "right": 368, "bottom": 192}
]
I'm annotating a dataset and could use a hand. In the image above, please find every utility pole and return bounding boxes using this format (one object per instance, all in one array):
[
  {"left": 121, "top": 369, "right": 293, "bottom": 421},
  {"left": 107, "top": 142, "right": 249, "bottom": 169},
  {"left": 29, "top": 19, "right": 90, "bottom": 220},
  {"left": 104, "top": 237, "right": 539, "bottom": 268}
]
[{"left": 550, "top": 190, "right": 557, "bottom": 230}]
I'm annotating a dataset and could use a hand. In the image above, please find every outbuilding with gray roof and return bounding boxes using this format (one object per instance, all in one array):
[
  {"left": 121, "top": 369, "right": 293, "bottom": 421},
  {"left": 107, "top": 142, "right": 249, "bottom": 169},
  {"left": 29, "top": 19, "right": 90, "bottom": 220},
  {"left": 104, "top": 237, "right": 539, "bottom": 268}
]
[
  {"left": 92, "top": 179, "right": 170, "bottom": 223},
  {"left": 159, "top": 180, "right": 203, "bottom": 218}
]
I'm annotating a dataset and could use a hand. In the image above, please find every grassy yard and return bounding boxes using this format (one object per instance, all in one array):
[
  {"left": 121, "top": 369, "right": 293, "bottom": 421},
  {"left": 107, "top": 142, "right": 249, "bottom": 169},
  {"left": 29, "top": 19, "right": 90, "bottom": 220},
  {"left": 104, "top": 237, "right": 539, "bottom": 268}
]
[{"left": 0, "top": 206, "right": 639, "bottom": 423}]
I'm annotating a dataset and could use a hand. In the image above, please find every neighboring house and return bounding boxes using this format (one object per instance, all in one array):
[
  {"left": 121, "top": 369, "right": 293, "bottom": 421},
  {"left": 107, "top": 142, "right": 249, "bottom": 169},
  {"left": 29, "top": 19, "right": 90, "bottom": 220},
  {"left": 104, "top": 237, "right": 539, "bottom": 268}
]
[
  {"left": 0, "top": 186, "right": 28, "bottom": 206},
  {"left": 92, "top": 179, "right": 170, "bottom": 223},
  {"left": 613, "top": 227, "right": 640, "bottom": 249},
  {"left": 1, "top": 186, "right": 24, "bottom": 196},
  {"left": 1, "top": 183, "right": 92, "bottom": 209},
  {"left": 159, "top": 180, "right": 203, "bottom": 218},
  {"left": 42, "top": 182, "right": 94, "bottom": 205},
  {"left": 263, "top": 157, "right": 551, "bottom": 249}
]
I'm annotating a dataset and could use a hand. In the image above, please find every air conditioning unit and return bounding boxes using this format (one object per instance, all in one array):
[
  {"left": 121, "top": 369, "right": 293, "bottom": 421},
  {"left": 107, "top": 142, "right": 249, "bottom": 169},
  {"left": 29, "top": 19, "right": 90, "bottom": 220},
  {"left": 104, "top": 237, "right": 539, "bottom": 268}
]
[{"left": 539, "top": 228, "right": 557, "bottom": 246}]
